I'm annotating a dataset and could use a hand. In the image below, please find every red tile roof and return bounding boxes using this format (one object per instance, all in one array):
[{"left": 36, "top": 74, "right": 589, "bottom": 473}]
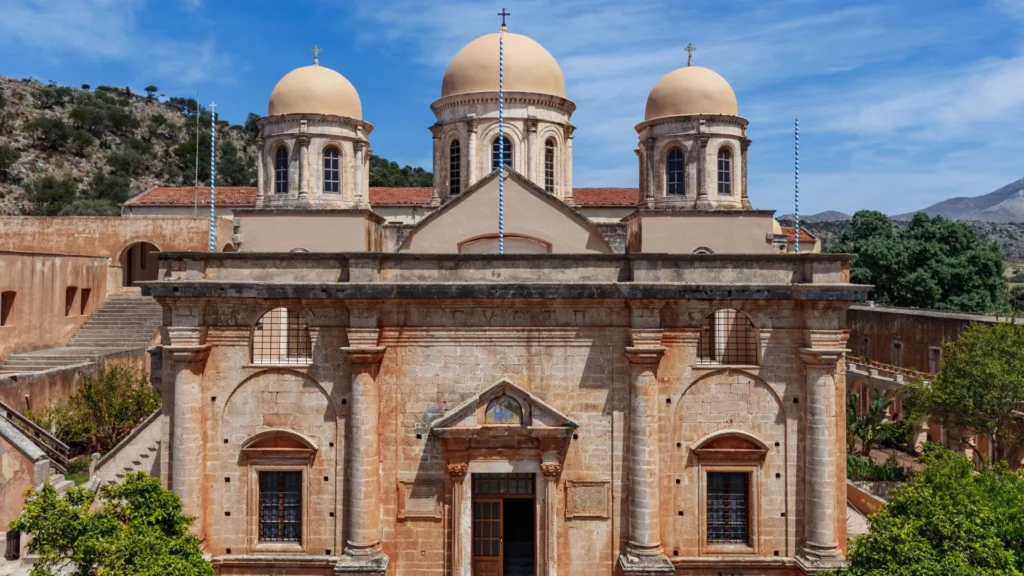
[
  {"left": 124, "top": 186, "right": 257, "bottom": 207},
  {"left": 368, "top": 187, "right": 434, "bottom": 207},
  {"left": 572, "top": 187, "right": 640, "bottom": 207},
  {"left": 780, "top": 226, "right": 818, "bottom": 243}
]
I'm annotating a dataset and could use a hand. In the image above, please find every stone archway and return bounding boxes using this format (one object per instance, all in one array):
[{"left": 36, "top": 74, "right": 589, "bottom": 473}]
[{"left": 118, "top": 241, "right": 160, "bottom": 287}]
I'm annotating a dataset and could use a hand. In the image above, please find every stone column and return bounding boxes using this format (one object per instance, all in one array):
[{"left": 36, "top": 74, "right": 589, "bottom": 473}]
[
  {"left": 620, "top": 331, "right": 673, "bottom": 575},
  {"left": 430, "top": 125, "right": 442, "bottom": 206},
  {"left": 643, "top": 138, "right": 656, "bottom": 208},
  {"left": 541, "top": 462, "right": 562, "bottom": 576},
  {"left": 165, "top": 336, "right": 210, "bottom": 541},
  {"left": 526, "top": 119, "right": 538, "bottom": 184},
  {"left": 255, "top": 138, "right": 265, "bottom": 207},
  {"left": 297, "top": 135, "right": 310, "bottom": 201},
  {"left": 740, "top": 137, "right": 752, "bottom": 209},
  {"left": 797, "top": 348, "right": 845, "bottom": 571},
  {"left": 695, "top": 136, "right": 713, "bottom": 210},
  {"left": 446, "top": 462, "right": 468, "bottom": 576},
  {"left": 467, "top": 119, "right": 479, "bottom": 186},
  {"left": 564, "top": 125, "right": 575, "bottom": 205},
  {"left": 337, "top": 329, "right": 388, "bottom": 575},
  {"left": 353, "top": 142, "right": 367, "bottom": 208}
]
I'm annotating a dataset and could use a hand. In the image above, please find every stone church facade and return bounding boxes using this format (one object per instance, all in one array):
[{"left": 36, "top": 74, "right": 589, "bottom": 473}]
[{"left": 134, "top": 20, "right": 866, "bottom": 576}]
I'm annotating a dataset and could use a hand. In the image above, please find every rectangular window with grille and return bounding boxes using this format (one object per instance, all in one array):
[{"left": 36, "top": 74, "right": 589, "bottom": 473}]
[
  {"left": 259, "top": 471, "right": 302, "bottom": 542},
  {"left": 697, "top": 309, "right": 758, "bottom": 366},
  {"left": 252, "top": 308, "right": 312, "bottom": 365},
  {"left": 707, "top": 472, "right": 748, "bottom": 544}
]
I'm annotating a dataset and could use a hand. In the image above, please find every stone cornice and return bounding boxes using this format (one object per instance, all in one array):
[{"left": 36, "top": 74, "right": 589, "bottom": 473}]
[
  {"left": 797, "top": 347, "right": 848, "bottom": 366},
  {"left": 258, "top": 113, "right": 374, "bottom": 135},
  {"left": 624, "top": 346, "right": 667, "bottom": 365},
  {"left": 430, "top": 90, "right": 577, "bottom": 115},
  {"left": 635, "top": 113, "right": 749, "bottom": 133},
  {"left": 340, "top": 346, "right": 386, "bottom": 365}
]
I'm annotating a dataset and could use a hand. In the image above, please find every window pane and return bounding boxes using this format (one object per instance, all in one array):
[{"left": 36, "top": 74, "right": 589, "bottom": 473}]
[
  {"left": 666, "top": 148, "right": 684, "bottom": 195},
  {"left": 717, "top": 149, "right": 732, "bottom": 195},
  {"left": 258, "top": 471, "right": 302, "bottom": 542},
  {"left": 449, "top": 139, "right": 461, "bottom": 196},
  {"left": 274, "top": 147, "right": 289, "bottom": 194},
  {"left": 707, "top": 472, "right": 748, "bottom": 544},
  {"left": 544, "top": 139, "right": 555, "bottom": 193},
  {"left": 491, "top": 136, "right": 512, "bottom": 171},
  {"left": 323, "top": 147, "right": 340, "bottom": 193}
]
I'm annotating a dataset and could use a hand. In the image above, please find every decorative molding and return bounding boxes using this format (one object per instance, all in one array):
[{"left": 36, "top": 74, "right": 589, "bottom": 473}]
[
  {"left": 797, "top": 348, "right": 847, "bottom": 367},
  {"left": 378, "top": 327, "right": 590, "bottom": 347},
  {"left": 446, "top": 462, "right": 469, "bottom": 479},
  {"left": 340, "top": 346, "right": 385, "bottom": 366},
  {"left": 566, "top": 480, "right": 610, "bottom": 519},
  {"left": 540, "top": 463, "right": 562, "bottom": 478},
  {"left": 624, "top": 346, "right": 666, "bottom": 365}
]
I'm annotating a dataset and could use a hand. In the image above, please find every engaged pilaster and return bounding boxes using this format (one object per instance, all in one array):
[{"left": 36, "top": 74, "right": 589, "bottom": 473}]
[
  {"left": 695, "top": 136, "right": 713, "bottom": 210},
  {"left": 336, "top": 324, "right": 388, "bottom": 576},
  {"left": 797, "top": 348, "right": 845, "bottom": 571},
  {"left": 165, "top": 325, "right": 210, "bottom": 541},
  {"left": 740, "top": 137, "right": 752, "bottom": 209}
]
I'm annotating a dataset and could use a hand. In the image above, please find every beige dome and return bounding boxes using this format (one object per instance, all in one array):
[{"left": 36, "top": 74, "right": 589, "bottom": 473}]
[
  {"left": 644, "top": 66, "right": 738, "bottom": 121},
  {"left": 441, "top": 31, "right": 566, "bottom": 98},
  {"left": 268, "top": 65, "right": 362, "bottom": 119}
]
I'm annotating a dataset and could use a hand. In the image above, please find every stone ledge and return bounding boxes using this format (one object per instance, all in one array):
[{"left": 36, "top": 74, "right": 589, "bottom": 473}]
[
  {"left": 618, "top": 553, "right": 675, "bottom": 575},
  {"left": 211, "top": 554, "right": 337, "bottom": 567},
  {"left": 333, "top": 554, "right": 388, "bottom": 575}
]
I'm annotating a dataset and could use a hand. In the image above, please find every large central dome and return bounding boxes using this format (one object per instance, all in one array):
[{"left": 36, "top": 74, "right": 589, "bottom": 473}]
[
  {"left": 441, "top": 31, "right": 566, "bottom": 99},
  {"left": 268, "top": 64, "right": 362, "bottom": 119}
]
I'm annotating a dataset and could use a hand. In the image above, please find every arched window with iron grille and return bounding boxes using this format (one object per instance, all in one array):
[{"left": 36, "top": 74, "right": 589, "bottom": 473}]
[
  {"left": 449, "top": 139, "right": 461, "bottom": 196},
  {"left": 717, "top": 147, "right": 732, "bottom": 195},
  {"left": 666, "top": 148, "right": 684, "bottom": 195},
  {"left": 252, "top": 307, "right": 311, "bottom": 364},
  {"left": 323, "top": 146, "right": 340, "bottom": 194},
  {"left": 697, "top": 309, "right": 758, "bottom": 365},
  {"left": 274, "top": 146, "right": 289, "bottom": 194},
  {"left": 491, "top": 135, "right": 513, "bottom": 171},
  {"left": 544, "top": 138, "right": 556, "bottom": 193}
]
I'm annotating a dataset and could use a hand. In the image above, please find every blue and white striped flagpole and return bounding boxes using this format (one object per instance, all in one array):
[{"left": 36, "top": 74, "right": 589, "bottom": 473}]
[
  {"left": 794, "top": 112, "right": 800, "bottom": 255},
  {"left": 498, "top": 16, "right": 506, "bottom": 254},
  {"left": 209, "top": 102, "right": 217, "bottom": 253}
]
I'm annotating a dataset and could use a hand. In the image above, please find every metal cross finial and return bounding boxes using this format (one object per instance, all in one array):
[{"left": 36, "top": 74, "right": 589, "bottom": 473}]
[
  {"left": 498, "top": 8, "right": 510, "bottom": 28},
  {"left": 311, "top": 44, "right": 322, "bottom": 65},
  {"left": 685, "top": 43, "right": 696, "bottom": 66},
  {"left": 210, "top": 101, "right": 216, "bottom": 112}
]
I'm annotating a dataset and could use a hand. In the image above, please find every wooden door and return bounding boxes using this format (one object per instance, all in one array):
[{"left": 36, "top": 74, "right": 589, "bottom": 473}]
[{"left": 472, "top": 498, "right": 502, "bottom": 576}]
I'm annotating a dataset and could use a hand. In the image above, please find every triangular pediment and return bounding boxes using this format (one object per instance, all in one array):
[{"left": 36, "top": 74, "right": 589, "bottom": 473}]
[
  {"left": 400, "top": 170, "right": 612, "bottom": 254},
  {"left": 430, "top": 378, "right": 578, "bottom": 437}
]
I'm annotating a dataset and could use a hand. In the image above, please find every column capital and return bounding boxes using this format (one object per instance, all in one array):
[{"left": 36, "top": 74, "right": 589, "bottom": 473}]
[
  {"left": 165, "top": 344, "right": 211, "bottom": 364},
  {"left": 341, "top": 346, "right": 385, "bottom": 366},
  {"left": 797, "top": 348, "right": 847, "bottom": 367},
  {"left": 624, "top": 346, "right": 666, "bottom": 365},
  {"left": 446, "top": 462, "right": 469, "bottom": 480},
  {"left": 540, "top": 462, "right": 562, "bottom": 478},
  {"left": 525, "top": 118, "right": 539, "bottom": 132},
  {"left": 467, "top": 118, "right": 479, "bottom": 133},
  {"left": 740, "top": 137, "right": 752, "bottom": 151}
]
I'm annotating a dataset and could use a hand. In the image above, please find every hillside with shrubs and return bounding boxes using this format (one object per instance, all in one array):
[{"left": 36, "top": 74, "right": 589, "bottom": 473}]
[{"left": 0, "top": 76, "right": 434, "bottom": 216}]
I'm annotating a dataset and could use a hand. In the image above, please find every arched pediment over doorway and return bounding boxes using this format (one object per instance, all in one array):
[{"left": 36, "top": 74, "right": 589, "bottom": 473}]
[{"left": 429, "top": 378, "right": 578, "bottom": 439}]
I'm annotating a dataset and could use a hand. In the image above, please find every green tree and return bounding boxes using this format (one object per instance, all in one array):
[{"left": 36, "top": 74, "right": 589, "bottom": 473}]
[
  {"left": 10, "top": 473, "right": 213, "bottom": 576},
  {"left": 27, "top": 175, "right": 78, "bottom": 215},
  {"left": 831, "top": 211, "right": 1007, "bottom": 313},
  {"left": 848, "top": 391, "right": 896, "bottom": 456},
  {"left": 58, "top": 199, "right": 120, "bottom": 216},
  {"left": 69, "top": 129, "right": 94, "bottom": 157},
  {"left": 905, "top": 321, "right": 1024, "bottom": 463},
  {"left": 369, "top": 154, "right": 433, "bottom": 187},
  {"left": 0, "top": 143, "right": 21, "bottom": 179},
  {"left": 29, "top": 365, "right": 160, "bottom": 453},
  {"left": 87, "top": 171, "right": 131, "bottom": 204},
  {"left": 243, "top": 112, "right": 261, "bottom": 141},
  {"left": 144, "top": 85, "right": 158, "bottom": 100},
  {"left": 25, "top": 116, "right": 72, "bottom": 151},
  {"left": 842, "top": 445, "right": 1024, "bottom": 575},
  {"left": 34, "top": 83, "right": 73, "bottom": 109},
  {"left": 217, "top": 140, "right": 253, "bottom": 185}
]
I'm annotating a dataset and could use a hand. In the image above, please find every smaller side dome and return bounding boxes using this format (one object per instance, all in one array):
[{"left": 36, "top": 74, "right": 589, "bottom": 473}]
[
  {"left": 772, "top": 219, "right": 783, "bottom": 235},
  {"left": 268, "top": 65, "right": 362, "bottom": 119},
  {"left": 645, "top": 66, "right": 738, "bottom": 121}
]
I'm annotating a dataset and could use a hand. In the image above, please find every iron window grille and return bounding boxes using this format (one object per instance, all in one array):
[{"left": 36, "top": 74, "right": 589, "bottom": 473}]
[
  {"left": 491, "top": 136, "right": 513, "bottom": 171},
  {"left": 717, "top": 148, "right": 732, "bottom": 195},
  {"left": 697, "top": 309, "right": 758, "bottom": 366},
  {"left": 707, "top": 472, "right": 749, "bottom": 544},
  {"left": 252, "top": 308, "right": 312, "bottom": 365},
  {"left": 544, "top": 139, "right": 556, "bottom": 193},
  {"left": 323, "top": 147, "right": 340, "bottom": 193},
  {"left": 274, "top": 147, "right": 289, "bottom": 194},
  {"left": 472, "top": 473, "right": 535, "bottom": 496},
  {"left": 449, "top": 139, "right": 461, "bottom": 196},
  {"left": 258, "top": 471, "right": 302, "bottom": 542},
  {"left": 666, "top": 148, "right": 685, "bottom": 195}
]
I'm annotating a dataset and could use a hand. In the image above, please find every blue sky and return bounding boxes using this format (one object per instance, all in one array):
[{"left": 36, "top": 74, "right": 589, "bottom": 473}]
[{"left": 0, "top": 0, "right": 1022, "bottom": 215}]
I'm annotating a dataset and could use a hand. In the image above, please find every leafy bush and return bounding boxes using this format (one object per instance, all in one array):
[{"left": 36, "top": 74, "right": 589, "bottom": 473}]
[
  {"left": 0, "top": 143, "right": 21, "bottom": 177},
  {"left": 847, "top": 454, "right": 908, "bottom": 482},
  {"left": 35, "top": 84, "right": 73, "bottom": 109},
  {"left": 107, "top": 149, "right": 145, "bottom": 176},
  {"left": 29, "top": 365, "right": 160, "bottom": 454},
  {"left": 26, "top": 115, "right": 72, "bottom": 151},
  {"left": 10, "top": 473, "right": 213, "bottom": 576},
  {"left": 369, "top": 154, "right": 433, "bottom": 187},
  {"left": 842, "top": 445, "right": 1024, "bottom": 575},
  {"left": 87, "top": 171, "right": 131, "bottom": 204},
  {"left": 59, "top": 199, "right": 120, "bottom": 216},
  {"left": 70, "top": 129, "right": 94, "bottom": 157},
  {"left": 27, "top": 175, "right": 78, "bottom": 215}
]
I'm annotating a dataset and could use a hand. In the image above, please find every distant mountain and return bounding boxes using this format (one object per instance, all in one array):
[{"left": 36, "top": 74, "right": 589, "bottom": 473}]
[
  {"left": 776, "top": 210, "right": 851, "bottom": 223},
  {"left": 894, "top": 177, "right": 1024, "bottom": 223}
]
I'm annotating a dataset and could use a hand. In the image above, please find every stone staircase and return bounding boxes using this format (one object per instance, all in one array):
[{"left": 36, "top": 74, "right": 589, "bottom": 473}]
[
  {"left": 0, "top": 292, "right": 162, "bottom": 377},
  {"left": 106, "top": 441, "right": 160, "bottom": 485}
]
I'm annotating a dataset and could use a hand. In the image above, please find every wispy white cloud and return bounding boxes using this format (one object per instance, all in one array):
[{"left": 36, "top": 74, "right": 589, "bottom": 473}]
[{"left": 0, "top": 0, "right": 231, "bottom": 88}]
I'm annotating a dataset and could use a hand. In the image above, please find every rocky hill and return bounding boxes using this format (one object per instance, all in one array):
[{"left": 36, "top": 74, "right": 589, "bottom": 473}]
[
  {"left": 0, "top": 76, "right": 434, "bottom": 216},
  {"left": 0, "top": 76, "right": 260, "bottom": 215},
  {"left": 894, "top": 177, "right": 1024, "bottom": 223},
  {"left": 776, "top": 210, "right": 851, "bottom": 223}
]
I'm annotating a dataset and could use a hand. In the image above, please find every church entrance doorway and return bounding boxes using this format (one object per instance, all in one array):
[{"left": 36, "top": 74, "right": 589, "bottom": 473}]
[{"left": 471, "top": 473, "right": 535, "bottom": 576}]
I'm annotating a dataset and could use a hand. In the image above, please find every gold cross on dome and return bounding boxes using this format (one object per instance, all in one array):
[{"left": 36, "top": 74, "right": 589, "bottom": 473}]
[
  {"left": 311, "top": 44, "right": 322, "bottom": 65},
  {"left": 685, "top": 43, "right": 696, "bottom": 66}
]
